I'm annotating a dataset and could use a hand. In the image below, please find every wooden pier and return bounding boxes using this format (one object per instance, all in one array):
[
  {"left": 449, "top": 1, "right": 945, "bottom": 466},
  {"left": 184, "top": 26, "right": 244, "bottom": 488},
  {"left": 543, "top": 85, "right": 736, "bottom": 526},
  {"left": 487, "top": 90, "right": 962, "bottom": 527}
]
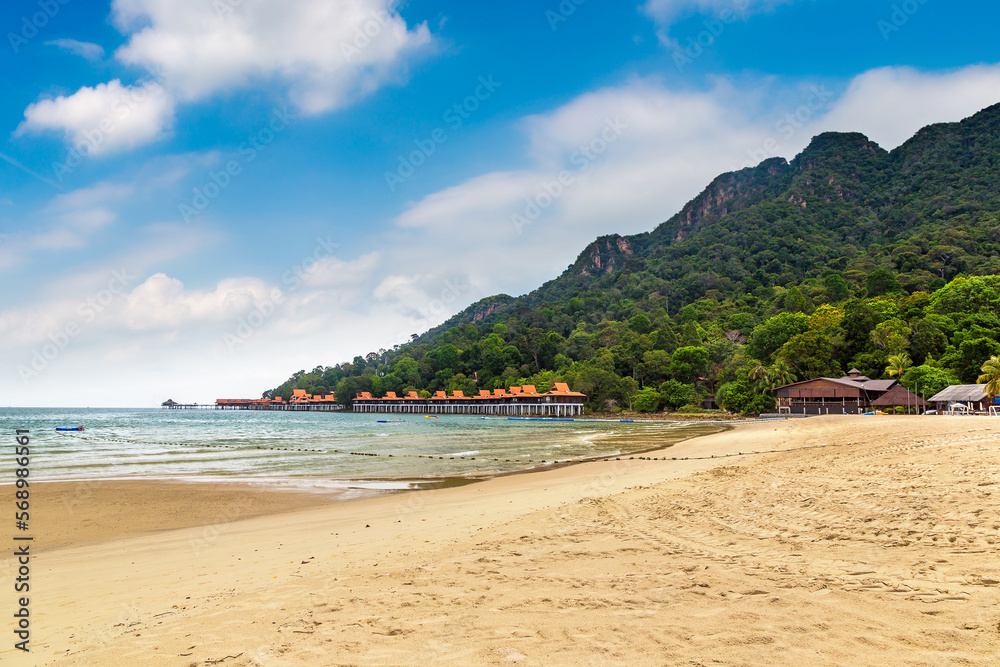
[{"left": 161, "top": 400, "right": 213, "bottom": 410}]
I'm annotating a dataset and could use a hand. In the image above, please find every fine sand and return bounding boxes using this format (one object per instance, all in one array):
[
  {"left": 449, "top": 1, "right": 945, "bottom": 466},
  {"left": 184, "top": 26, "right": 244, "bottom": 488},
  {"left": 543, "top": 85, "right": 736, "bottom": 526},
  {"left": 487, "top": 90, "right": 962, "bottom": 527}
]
[{"left": 3, "top": 416, "right": 1000, "bottom": 666}]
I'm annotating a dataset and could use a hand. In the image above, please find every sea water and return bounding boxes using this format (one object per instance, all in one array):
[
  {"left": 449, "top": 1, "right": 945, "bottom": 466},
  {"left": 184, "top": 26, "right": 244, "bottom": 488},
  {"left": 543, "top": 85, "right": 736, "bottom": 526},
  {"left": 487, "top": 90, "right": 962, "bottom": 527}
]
[{"left": 0, "top": 408, "right": 715, "bottom": 497}]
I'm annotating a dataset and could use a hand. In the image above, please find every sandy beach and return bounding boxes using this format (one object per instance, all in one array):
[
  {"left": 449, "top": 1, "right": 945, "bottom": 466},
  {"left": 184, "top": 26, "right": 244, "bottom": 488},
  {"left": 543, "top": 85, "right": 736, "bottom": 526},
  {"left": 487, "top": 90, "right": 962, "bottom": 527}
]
[{"left": 4, "top": 415, "right": 1000, "bottom": 666}]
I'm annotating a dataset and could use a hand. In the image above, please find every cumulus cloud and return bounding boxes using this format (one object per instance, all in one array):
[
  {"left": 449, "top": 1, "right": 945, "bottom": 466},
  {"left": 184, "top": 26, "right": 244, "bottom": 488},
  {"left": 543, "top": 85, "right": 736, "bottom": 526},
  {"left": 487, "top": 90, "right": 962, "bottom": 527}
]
[
  {"left": 124, "top": 274, "right": 280, "bottom": 330},
  {"left": 113, "top": 0, "right": 432, "bottom": 112},
  {"left": 814, "top": 64, "right": 1000, "bottom": 149},
  {"left": 47, "top": 39, "right": 105, "bottom": 61},
  {"left": 19, "top": 0, "right": 433, "bottom": 154},
  {"left": 18, "top": 80, "right": 175, "bottom": 156},
  {"left": 300, "top": 252, "right": 381, "bottom": 290}
]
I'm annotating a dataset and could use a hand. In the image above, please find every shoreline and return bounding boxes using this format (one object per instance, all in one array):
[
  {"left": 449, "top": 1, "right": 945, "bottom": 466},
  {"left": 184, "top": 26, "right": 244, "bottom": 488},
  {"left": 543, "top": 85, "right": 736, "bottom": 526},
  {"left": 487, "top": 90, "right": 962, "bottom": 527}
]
[{"left": 19, "top": 422, "right": 727, "bottom": 552}]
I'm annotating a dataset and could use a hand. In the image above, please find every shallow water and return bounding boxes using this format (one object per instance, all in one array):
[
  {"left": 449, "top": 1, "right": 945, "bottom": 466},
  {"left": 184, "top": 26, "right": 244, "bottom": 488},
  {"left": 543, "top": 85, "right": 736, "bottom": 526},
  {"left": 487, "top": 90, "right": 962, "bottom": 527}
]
[{"left": 0, "top": 408, "right": 715, "bottom": 495}]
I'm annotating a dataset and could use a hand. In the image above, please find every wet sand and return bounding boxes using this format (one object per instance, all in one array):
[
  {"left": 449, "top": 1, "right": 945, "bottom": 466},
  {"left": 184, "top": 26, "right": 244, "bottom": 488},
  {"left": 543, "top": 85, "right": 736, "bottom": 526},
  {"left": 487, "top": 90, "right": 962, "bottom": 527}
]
[{"left": 22, "top": 480, "right": 335, "bottom": 552}]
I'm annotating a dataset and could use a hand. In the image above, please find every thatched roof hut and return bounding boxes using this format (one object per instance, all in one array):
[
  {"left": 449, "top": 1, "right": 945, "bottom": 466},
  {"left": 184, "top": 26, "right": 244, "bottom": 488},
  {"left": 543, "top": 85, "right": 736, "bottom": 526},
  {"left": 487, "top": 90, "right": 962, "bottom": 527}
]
[
  {"left": 870, "top": 385, "right": 927, "bottom": 409},
  {"left": 927, "top": 385, "right": 990, "bottom": 412}
]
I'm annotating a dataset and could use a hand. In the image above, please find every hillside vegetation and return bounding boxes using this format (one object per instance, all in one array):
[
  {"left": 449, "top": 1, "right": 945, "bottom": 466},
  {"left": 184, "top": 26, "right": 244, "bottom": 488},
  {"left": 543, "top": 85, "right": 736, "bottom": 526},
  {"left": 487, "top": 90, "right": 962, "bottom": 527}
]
[{"left": 266, "top": 104, "right": 1000, "bottom": 413}]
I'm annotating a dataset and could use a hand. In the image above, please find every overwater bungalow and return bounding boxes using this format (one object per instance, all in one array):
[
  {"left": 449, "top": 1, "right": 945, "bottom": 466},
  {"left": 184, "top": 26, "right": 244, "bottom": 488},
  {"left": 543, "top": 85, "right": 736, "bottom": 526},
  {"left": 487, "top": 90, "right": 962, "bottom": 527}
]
[{"left": 352, "top": 382, "right": 586, "bottom": 416}]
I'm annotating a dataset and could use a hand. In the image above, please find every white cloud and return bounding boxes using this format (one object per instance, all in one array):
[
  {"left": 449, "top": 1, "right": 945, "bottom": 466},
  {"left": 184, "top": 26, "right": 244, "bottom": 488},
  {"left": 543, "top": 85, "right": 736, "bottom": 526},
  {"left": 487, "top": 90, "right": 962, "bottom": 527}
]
[
  {"left": 18, "top": 80, "right": 175, "bottom": 156},
  {"left": 643, "top": 0, "right": 795, "bottom": 23},
  {"left": 124, "top": 273, "right": 279, "bottom": 330},
  {"left": 300, "top": 252, "right": 381, "bottom": 289},
  {"left": 395, "top": 171, "right": 542, "bottom": 230},
  {"left": 0, "top": 155, "right": 214, "bottom": 266},
  {"left": 47, "top": 39, "right": 105, "bottom": 61},
  {"left": 19, "top": 0, "right": 433, "bottom": 154},
  {"left": 31, "top": 182, "right": 134, "bottom": 250},
  {"left": 643, "top": 0, "right": 798, "bottom": 44},
  {"left": 814, "top": 64, "right": 1000, "bottom": 149},
  {"left": 113, "top": 0, "right": 433, "bottom": 113}
]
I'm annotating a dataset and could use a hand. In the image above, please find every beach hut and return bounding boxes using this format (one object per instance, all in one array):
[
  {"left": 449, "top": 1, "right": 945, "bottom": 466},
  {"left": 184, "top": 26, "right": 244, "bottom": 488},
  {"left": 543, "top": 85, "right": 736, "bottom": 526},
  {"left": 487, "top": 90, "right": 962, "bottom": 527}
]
[
  {"left": 869, "top": 385, "right": 928, "bottom": 414},
  {"left": 927, "top": 385, "right": 991, "bottom": 413}
]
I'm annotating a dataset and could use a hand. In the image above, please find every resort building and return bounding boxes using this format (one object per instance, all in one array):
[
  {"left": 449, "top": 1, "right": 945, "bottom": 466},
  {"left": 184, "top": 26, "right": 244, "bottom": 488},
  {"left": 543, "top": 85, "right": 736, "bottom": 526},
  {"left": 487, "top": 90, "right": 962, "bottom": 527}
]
[
  {"left": 352, "top": 383, "right": 587, "bottom": 416},
  {"left": 774, "top": 369, "right": 899, "bottom": 415},
  {"left": 926, "top": 385, "right": 994, "bottom": 413},
  {"left": 214, "top": 390, "right": 342, "bottom": 411}
]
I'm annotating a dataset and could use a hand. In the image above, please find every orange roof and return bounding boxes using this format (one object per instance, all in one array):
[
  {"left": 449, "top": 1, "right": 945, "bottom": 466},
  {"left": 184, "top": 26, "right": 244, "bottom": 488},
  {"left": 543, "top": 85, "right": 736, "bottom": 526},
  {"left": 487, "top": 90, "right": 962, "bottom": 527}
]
[
  {"left": 509, "top": 386, "right": 522, "bottom": 394},
  {"left": 434, "top": 391, "right": 447, "bottom": 399},
  {"left": 479, "top": 390, "right": 491, "bottom": 398},
  {"left": 407, "top": 391, "right": 419, "bottom": 399},
  {"left": 493, "top": 389, "right": 507, "bottom": 397},
  {"left": 522, "top": 385, "right": 537, "bottom": 394},
  {"left": 292, "top": 389, "right": 307, "bottom": 397},
  {"left": 546, "top": 383, "right": 586, "bottom": 397},
  {"left": 451, "top": 390, "right": 465, "bottom": 398},
  {"left": 385, "top": 392, "right": 398, "bottom": 399}
]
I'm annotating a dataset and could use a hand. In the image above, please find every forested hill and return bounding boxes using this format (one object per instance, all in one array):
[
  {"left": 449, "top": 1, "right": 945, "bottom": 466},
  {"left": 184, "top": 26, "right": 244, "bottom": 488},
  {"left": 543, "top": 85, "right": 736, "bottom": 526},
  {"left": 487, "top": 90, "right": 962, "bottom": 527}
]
[{"left": 266, "top": 103, "right": 1000, "bottom": 413}]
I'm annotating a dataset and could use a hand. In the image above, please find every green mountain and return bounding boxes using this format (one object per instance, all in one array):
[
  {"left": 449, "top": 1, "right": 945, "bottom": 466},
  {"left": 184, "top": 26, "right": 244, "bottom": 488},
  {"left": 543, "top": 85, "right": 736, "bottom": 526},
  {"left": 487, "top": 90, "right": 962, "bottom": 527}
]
[{"left": 268, "top": 104, "right": 1000, "bottom": 413}]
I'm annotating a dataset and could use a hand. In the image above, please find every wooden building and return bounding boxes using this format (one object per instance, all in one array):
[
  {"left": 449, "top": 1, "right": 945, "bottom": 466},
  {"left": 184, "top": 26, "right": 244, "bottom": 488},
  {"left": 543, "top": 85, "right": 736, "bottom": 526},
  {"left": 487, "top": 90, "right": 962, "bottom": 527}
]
[
  {"left": 774, "top": 369, "right": 898, "bottom": 415},
  {"left": 215, "top": 390, "right": 342, "bottom": 411},
  {"left": 926, "top": 385, "right": 992, "bottom": 413},
  {"left": 352, "top": 383, "right": 587, "bottom": 416}
]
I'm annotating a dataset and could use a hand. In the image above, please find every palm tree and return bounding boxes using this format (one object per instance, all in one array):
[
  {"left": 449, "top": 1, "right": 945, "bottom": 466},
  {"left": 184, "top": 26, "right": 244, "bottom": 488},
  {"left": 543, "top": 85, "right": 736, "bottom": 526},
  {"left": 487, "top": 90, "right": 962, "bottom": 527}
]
[
  {"left": 748, "top": 360, "right": 768, "bottom": 392},
  {"left": 978, "top": 355, "right": 1000, "bottom": 401},
  {"left": 758, "top": 360, "right": 797, "bottom": 394},
  {"left": 886, "top": 352, "right": 912, "bottom": 379},
  {"left": 772, "top": 359, "right": 797, "bottom": 387}
]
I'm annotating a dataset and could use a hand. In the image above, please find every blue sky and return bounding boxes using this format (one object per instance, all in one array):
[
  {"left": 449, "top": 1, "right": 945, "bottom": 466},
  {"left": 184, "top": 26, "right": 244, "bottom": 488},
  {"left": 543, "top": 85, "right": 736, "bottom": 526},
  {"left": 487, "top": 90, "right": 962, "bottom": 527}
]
[{"left": 2, "top": 0, "right": 999, "bottom": 406}]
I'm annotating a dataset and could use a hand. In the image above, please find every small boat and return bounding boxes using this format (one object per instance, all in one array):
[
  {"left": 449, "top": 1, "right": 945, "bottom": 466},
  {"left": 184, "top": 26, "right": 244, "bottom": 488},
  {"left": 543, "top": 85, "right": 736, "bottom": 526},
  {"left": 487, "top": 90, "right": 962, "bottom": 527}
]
[
  {"left": 424, "top": 415, "right": 439, "bottom": 419},
  {"left": 55, "top": 426, "right": 84, "bottom": 432}
]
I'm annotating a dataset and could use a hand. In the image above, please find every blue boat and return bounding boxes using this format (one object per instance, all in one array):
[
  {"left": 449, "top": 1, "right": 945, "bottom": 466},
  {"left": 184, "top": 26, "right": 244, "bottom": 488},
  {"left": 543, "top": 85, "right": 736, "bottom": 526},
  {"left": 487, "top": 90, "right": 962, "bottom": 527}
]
[{"left": 55, "top": 426, "right": 84, "bottom": 432}]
